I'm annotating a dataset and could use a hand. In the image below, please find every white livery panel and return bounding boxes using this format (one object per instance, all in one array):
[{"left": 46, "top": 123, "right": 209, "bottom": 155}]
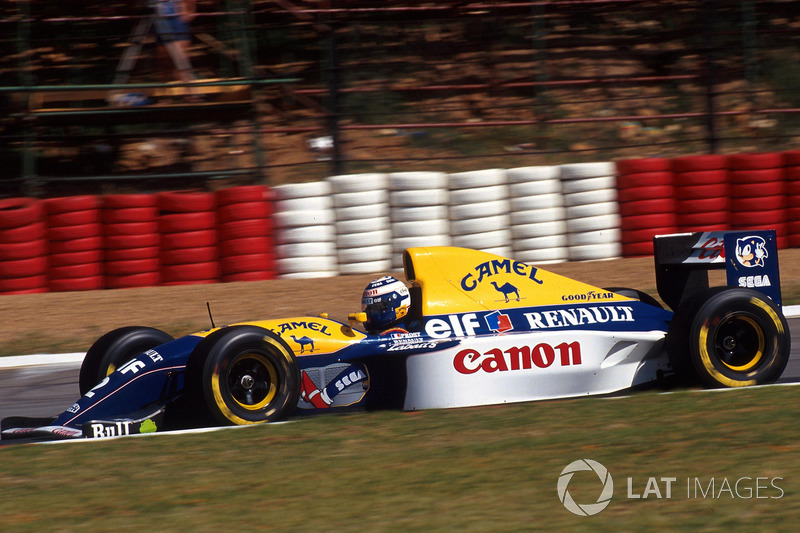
[{"left": 403, "top": 330, "right": 667, "bottom": 410}]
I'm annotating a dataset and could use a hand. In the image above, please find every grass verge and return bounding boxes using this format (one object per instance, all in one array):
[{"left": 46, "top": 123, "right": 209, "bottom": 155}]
[{"left": 1, "top": 385, "right": 799, "bottom": 531}]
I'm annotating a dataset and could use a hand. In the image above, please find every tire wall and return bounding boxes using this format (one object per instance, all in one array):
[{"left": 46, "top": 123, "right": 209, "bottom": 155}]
[{"left": 0, "top": 152, "right": 797, "bottom": 292}]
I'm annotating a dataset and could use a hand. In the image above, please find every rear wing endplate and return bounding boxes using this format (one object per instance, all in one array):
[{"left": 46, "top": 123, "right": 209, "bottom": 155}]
[{"left": 653, "top": 230, "right": 781, "bottom": 310}]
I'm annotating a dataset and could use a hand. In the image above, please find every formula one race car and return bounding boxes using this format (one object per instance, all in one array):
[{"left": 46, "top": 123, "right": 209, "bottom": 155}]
[{"left": 1, "top": 230, "right": 790, "bottom": 441}]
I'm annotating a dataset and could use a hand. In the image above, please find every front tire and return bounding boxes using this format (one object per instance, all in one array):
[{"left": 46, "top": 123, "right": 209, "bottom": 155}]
[
  {"left": 668, "top": 288, "right": 790, "bottom": 388},
  {"left": 79, "top": 326, "right": 174, "bottom": 395},
  {"left": 185, "top": 326, "right": 300, "bottom": 426}
]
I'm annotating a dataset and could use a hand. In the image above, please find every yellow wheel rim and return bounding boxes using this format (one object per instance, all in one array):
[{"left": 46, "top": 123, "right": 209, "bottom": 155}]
[
  {"left": 715, "top": 314, "right": 765, "bottom": 372},
  {"left": 226, "top": 352, "right": 279, "bottom": 411}
]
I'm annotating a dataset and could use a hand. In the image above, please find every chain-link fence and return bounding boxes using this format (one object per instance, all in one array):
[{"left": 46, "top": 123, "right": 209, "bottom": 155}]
[{"left": 2, "top": 1, "right": 800, "bottom": 195}]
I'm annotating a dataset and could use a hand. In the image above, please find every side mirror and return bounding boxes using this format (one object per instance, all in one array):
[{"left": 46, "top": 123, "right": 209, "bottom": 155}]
[{"left": 348, "top": 312, "right": 367, "bottom": 323}]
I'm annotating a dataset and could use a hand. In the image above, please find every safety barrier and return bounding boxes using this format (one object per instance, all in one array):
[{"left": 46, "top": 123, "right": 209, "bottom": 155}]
[{"left": 0, "top": 151, "right": 797, "bottom": 293}]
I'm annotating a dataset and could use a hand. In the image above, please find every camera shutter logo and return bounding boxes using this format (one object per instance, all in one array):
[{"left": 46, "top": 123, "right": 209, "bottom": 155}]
[{"left": 557, "top": 459, "right": 614, "bottom": 516}]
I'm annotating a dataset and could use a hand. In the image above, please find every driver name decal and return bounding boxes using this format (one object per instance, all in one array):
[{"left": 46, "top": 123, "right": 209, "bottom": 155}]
[{"left": 454, "top": 342, "right": 581, "bottom": 374}]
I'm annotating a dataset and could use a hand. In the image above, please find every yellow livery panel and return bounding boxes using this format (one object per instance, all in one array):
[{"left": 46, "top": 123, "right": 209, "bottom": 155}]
[
  {"left": 190, "top": 317, "right": 365, "bottom": 356},
  {"left": 404, "top": 246, "right": 632, "bottom": 315}
]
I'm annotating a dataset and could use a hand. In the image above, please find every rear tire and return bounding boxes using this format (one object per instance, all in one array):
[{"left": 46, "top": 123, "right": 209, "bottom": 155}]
[
  {"left": 185, "top": 326, "right": 300, "bottom": 426},
  {"left": 667, "top": 288, "right": 790, "bottom": 387},
  {"left": 79, "top": 326, "right": 174, "bottom": 395}
]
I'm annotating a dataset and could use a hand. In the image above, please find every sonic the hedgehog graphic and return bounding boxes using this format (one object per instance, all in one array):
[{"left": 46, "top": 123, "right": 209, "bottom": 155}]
[{"left": 735, "top": 235, "right": 768, "bottom": 268}]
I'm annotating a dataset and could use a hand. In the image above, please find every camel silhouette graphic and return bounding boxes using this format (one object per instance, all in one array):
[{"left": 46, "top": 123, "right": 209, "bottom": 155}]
[
  {"left": 291, "top": 335, "right": 315, "bottom": 353},
  {"left": 490, "top": 281, "right": 520, "bottom": 302}
]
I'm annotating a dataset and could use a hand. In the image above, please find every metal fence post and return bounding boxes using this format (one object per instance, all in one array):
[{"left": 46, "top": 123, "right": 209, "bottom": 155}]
[
  {"left": 325, "top": 17, "right": 342, "bottom": 176},
  {"left": 702, "top": 0, "right": 719, "bottom": 154}
]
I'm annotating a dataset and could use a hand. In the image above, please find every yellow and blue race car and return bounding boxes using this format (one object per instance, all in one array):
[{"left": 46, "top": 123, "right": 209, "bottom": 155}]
[{"left": 1, "top": 230, "right": 790, "bottom": 441}]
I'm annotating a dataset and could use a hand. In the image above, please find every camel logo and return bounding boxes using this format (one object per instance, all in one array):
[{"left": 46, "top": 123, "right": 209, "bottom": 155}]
[
  {"left": 460, "top": 259, "right": 543, "bottom": 293},
  {"left": 291, "top": 335, "right": 315, "bottom": 354},
  {"left": 735, "top": 235, "right": 768, "bottom": 268},
  {"left": 491, "top": 281, "right": 520, "bottom": 302},
  {"left": 557, "top": 459, "right": 614, "bottom": 516}
]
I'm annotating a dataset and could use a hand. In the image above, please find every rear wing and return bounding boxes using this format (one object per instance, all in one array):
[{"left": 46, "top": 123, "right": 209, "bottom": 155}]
[{"left": 653, "top": 230, "right": 781, "bottom": 310}]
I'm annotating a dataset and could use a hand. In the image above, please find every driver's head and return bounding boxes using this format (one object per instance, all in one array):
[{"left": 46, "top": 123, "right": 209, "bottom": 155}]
[{"left": 361, "top": 276, "right": 411, "bottom": 333}]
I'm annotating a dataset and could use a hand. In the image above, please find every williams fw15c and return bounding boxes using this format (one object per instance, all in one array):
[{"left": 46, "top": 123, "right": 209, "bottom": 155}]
[{"left": 1, "top": 230, "right": 789, "bottom": 441}]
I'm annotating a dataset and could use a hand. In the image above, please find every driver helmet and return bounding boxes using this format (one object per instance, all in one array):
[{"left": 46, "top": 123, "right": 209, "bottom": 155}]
[{"left": 361, "top": 276, "right": 411, "bottom": 332}]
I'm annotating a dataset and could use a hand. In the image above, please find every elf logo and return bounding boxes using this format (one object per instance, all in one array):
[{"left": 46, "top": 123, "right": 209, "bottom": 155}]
[
  {"left": 425, "top": 313, "right": 482, "bottom": 338},
  {"left": 485, "top": 311, "right": 513, "bottom": 333}
]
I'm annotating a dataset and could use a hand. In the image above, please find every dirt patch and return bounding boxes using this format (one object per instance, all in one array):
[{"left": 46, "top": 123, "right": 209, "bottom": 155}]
[{"left": 3, "top": 248, "right": 799, "bottom": 356}]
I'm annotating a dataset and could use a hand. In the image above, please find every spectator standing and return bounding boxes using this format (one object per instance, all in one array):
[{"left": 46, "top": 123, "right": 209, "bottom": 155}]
[{"left": 152, "top": 0, "right": 198, "bottom": 86}]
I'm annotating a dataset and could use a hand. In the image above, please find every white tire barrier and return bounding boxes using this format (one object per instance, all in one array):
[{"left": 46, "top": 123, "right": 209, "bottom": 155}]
[
  {"left": 450, "top": 215, "right": 511, "bottom": 236},
  {"left": 560, "top": 175, "right": 616, "bottom": 194},
  {"left": 567, "top": 228, "right": 621, "bottom": 247},
  {"left": 265, "top": 159, "right": 656, "bottom": 277},
  {"left": 273, "top": 182, "right": 337, "bottom": 278},
  {"left": 336, "top": 229, "right": 393, "bottom": 248},
  {"left": 327, "top": 173, "right": 388, "bottom": 193},
  {"left": 389, "top": 172, "right": 450, "bottom": 267},
  {"left": 566, "top": 213, "right": 621, "bottom": 233},
  {"left": 272, "top": 209, "right": 335, "bottom": 228},
  {"left": 336, "top": 216, "right": 390, "bottom": 234},
  {"left": 333, "top": 189, "right": 387, "bottom": 208},
  {"left": 272, "top": 181, "right": 331, "bottom": 199},
  {"left": 275, "top": 224, "right": 335, "bottom": 244},
  {"left": 392, "top": 219, "right": 450, "bottom": 238},
  {"left": 338, "top": 244, "right": 393, "bottom": 265},
  {"left": 275, "top": 241, "right": 335, "bottom": 258},
  {"left": 390, "top": 188, "right": 449, "bottom": 207},
  {"left": 515, "top": 246, "right": 570, "bottom": 264},
  {"left": 279, "top": 270, "right": 338, "bottom": 279},
  {"left": 509, "top": 178, "right": 561, "bottom": 197},
  {"left": 565, "top": 201, "right": 618, "bottom": 219},
  {"left": 390, "top": 205, "right": 448, "bottom": 222},
  {"left": 449, "top": 184, "right": 508, "bottom": 204},
  {"left": 507, "top": 165, "right": 561, "bottom": 183},
  {"left": 559, "top": 162, "right": 620, "bottom": 261},
  {"left": 568, "top": 242, "right": 623, "bottom": 261},
  {"left": 448, "top": 169, "right": 510, "bottom": 255},
  {"left": 511, "top": 220, "right": 568, "bottom": 239},
  {"left": 507, "top": 166, "right": 567, "bottom": 264},
  {"left": 392, "top": 234, "right": 451, "bottom": 250},
  {"left": 388, "top": 171, "right": 449, "bottom": 190},
  {"left": 276, "top": 255, "right": 337, "bottom": 274},
  {"left": 338, "top": 259, "right": 394, "bottom": 275},
  {"left": 559, "top": 161, "right": 616, "bottom": 180},
  {"left": 336, "top": 203, "right": 388, "bottom": 221},
  {"left": 563, "top": 189, "right": 617, "bottom": 207},
  {"left": 329, "top": 173, "right": 392, "bottom": 275},
  {"left": 450, "top": 200, "right": 508, "bottom": 220},
  {"left": 448, "top": 168, "right": 507, "bottom": 189},
  {"left": 510, "top": 193, "right": 564, "bottom": 212},
  {"left": 514, "top": 234, "right": 569, "bottom": 251},
  {"left": 452, "top": 229, "right": 513, "bottom": 250},
  {"left": 275, "top": 195, "right": 332, "bottom": 213}
]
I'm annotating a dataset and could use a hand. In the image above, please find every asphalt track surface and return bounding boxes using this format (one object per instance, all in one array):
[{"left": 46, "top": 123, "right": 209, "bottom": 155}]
[{"left": 1, "top": 316, "right": 799, "bottom": 425}]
